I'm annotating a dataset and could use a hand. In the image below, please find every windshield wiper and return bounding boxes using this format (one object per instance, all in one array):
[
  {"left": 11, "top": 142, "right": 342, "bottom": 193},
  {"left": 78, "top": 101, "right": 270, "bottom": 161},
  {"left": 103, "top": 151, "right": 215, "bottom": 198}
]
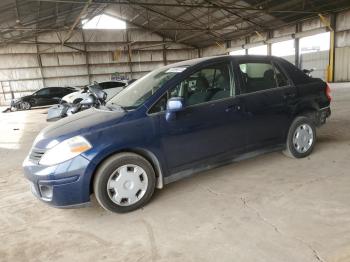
[{"left": 108, "top": 102, "right": 127, "bottom": 112}]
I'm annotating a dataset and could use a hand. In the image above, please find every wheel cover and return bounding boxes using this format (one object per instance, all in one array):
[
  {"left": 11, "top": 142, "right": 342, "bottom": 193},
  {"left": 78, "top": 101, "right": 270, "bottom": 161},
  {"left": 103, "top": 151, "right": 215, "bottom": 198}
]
[
  {"left": 22, "top": 102, "right": 30, "bottom": 110},
  {"left": 292, "top": 124, "right": 313, "bottom": 153},
  {"left": 107, "top": 164, "right": 148, "bottom": 206}
]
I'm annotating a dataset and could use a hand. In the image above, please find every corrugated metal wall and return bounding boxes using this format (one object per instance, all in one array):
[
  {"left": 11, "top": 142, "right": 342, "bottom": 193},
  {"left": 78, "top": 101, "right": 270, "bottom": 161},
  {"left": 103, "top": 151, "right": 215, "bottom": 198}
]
[
  {"left": 334, "top": 9, "right": 350, "bottom": 82},
  {"left": 280, "top": 55, "right": 295, "bottom": 65},
  {"left": 335, "top": 47, "right": 350, "bottom": 81},
  {"left": 0, "top": 29, "right": 198, "bottom": 105},
  {"left": 300, "top": 51, "right": 329, "bottom": 80}
]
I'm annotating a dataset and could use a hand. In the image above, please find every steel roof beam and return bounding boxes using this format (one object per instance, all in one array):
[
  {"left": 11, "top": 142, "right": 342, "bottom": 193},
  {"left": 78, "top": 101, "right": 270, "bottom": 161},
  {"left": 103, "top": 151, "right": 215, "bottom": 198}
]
[
  {"left": 62, "top": 0, "right": 92, "bottom": 44},
  {"left": 30, "top": 0, "right": 326, "bottom": 14}
]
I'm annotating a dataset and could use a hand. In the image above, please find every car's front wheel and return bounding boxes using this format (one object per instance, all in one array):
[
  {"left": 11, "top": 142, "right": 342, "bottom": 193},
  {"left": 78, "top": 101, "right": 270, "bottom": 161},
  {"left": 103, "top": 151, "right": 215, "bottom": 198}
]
[
  {"left": 93, "top": 153, "right": 156, "bottom": 213},
  {"left": 21, "top": 101, "right": 31, "bottom": 110},
  {"left": 283, "top": 116, "right": 316, "bottom": 158}
]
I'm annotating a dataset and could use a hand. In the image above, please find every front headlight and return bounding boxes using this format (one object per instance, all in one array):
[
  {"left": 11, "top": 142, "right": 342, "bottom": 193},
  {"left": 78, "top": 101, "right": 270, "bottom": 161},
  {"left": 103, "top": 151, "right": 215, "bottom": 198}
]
[
  {"left": 11, "top": 98, "right": 20, "bottom": 105},
  {"left": 39, "top": 136, "right": 92, "bottom": 166}
]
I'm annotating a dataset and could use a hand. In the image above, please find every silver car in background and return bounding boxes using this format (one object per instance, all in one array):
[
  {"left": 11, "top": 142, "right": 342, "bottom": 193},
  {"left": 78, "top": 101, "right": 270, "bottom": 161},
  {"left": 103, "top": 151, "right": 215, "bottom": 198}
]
[{"left": 61, "top": 80, "right": 128, "bottom": 104}]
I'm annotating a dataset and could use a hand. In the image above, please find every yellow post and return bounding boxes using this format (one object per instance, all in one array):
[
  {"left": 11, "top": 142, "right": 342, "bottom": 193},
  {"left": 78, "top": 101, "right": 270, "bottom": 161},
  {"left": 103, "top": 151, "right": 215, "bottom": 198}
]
[
  {"left": 318, "top": 14, "right": 335, "bottom": 82},
  {"left": 328, "top": 30, "right": 335, "bottom": 82}
]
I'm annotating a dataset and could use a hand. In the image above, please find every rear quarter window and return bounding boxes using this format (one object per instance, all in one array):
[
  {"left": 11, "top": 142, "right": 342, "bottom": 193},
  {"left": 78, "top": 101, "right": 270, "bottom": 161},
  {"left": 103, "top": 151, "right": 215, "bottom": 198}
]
[{"left": 277, "top": 59, "right": 311, "bottom": 85}]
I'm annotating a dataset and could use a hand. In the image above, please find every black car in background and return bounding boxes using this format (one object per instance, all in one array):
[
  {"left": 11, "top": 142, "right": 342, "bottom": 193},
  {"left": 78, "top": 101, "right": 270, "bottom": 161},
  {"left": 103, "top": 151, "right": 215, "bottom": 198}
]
[{"left": 11, "top": 87, "right": 76, "bottom": 110}]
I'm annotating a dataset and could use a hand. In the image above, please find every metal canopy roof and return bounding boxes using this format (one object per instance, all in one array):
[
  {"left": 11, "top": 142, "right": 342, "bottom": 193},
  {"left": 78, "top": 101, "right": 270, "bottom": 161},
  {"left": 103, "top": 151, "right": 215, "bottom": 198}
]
[{"left": 1, "top": 0, "right": 350, "bottom": 47}]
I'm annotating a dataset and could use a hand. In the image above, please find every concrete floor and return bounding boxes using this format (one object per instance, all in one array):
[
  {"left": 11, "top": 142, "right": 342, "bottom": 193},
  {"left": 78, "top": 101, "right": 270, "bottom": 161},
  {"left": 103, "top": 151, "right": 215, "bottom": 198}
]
[{"left": 0, "top": 84, "right": 349, "bottom": 262}]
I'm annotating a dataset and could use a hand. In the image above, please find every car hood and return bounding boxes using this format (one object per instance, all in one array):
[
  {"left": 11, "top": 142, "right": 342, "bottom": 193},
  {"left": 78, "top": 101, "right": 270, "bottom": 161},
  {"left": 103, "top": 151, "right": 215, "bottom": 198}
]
[
  {"left": 34, "top": 107, "right": 126, "bottom": 149},
  {"left": 62, "top": 91, "right": 83, "bottom": 101},
  {"left": 13, "top": 95, "right": 30, "bottom": 102}
]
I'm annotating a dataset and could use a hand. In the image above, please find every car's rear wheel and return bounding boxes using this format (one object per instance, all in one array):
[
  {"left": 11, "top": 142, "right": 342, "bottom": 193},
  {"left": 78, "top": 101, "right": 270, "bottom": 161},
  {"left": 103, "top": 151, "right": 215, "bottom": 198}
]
[
  {"left": 21, "top": 101, "right": 31, "bottom": 110},
  {"left": 283, "top": 116, "right": 316, "bottom": 158},
  {"left": 93, "top": 153, "right": 156, "bottom": 213}
]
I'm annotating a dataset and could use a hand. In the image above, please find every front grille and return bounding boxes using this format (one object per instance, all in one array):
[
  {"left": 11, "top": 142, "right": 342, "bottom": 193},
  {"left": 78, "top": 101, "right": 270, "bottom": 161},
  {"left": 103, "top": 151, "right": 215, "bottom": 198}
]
[{"left": 29, "top": 148, "right": 46, "bottom": 162}]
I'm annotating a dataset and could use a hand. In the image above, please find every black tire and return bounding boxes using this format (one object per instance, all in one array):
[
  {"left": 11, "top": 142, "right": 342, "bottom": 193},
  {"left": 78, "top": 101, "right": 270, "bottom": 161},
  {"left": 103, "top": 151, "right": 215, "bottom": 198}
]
[
  {"left": 283, "top": 116, "right": 316, "bottom": 158},
  {"left": 93, "top": 153, "right": 156, "bottom": 213}
]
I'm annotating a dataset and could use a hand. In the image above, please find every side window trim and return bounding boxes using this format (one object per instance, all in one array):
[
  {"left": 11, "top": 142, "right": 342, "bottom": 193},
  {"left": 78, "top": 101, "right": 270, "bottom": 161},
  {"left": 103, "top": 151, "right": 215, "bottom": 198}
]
[
  {"left": 147, "top": 60, "right": 234, "bottom": 115},
  {"left": 237, "top": 60, "right": 280, "bottom": 95},
  {"left": 229, "top": 60, "right": 237, "bottom": 97},
  {"left": 272, "top": 60, "right": 294, "bottom": 87},
  {"left": 37, "top": 88, "right": 48, "bottom": 96},
  {"left": 183, "top": 62, "right": 233, "bottom": 107}
]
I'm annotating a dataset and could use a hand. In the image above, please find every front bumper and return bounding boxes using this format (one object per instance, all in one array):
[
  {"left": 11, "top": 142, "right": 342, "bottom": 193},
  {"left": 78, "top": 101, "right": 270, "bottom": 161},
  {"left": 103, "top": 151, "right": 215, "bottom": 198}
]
[
  {"left": 23, "top": 155, "right": 92, "bottom": 207},
  {"left": 11, "top": 99, "right": 21, "bottom": 108}
]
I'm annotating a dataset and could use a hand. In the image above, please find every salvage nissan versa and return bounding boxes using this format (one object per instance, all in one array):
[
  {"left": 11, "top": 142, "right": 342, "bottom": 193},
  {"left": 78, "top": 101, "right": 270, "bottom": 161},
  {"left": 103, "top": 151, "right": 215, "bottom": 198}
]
[{"left": 23, "top": 55, "right": 331, "bottom": 213}]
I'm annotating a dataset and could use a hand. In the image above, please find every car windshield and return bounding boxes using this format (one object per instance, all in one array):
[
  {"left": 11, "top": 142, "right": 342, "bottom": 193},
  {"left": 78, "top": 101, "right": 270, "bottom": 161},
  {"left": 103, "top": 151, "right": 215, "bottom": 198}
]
[{"left": 107, "top": 65, "right": 188, "bottom": 109}]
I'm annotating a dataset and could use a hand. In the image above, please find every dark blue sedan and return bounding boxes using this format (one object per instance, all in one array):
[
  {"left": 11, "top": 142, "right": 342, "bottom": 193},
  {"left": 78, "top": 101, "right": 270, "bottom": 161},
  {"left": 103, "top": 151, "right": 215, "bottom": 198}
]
[{"left": 23, "top": 55, "right": 331, "bottom": 213}]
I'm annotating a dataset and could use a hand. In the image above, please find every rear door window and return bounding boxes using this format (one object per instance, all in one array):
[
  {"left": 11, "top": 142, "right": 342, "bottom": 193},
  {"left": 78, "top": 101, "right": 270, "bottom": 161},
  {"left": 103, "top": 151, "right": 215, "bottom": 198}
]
[
  {"left": 36, "top": 88, "right": 50, "bottom": 96},
  {"left": 239, "top": 62, "right": 277, "bottom": 93},
  {"left": 51, "top": 87, "right": 63, "bottom": 94}
]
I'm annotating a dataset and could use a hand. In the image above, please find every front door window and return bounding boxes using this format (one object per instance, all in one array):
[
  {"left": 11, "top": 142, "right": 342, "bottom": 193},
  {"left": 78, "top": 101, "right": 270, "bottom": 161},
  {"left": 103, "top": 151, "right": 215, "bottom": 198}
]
[{"left": 149, "top": 62, "right": 234, "bottom": 114}]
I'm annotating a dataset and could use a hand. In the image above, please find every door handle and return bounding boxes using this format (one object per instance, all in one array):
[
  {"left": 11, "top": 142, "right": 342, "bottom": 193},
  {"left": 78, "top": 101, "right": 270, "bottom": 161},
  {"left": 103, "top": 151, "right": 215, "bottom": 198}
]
[
  {"left": 225, "top": 104, "right": 241, "bottom": 112},
  {"left": 283, "top": 93, "right": 296, "bottom": 99}
]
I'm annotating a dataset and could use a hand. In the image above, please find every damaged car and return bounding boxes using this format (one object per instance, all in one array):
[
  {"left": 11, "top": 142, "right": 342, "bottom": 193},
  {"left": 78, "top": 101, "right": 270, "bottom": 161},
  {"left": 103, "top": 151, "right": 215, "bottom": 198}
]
[{"left": 11, "top": 86, "right": 76, "bottom": 111}]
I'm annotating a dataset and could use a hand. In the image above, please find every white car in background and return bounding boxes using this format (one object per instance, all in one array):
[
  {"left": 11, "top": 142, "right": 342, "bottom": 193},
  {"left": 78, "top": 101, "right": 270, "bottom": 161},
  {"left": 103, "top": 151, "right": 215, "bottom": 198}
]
[{"left": 61, "top": 80, "right": 128, "bottom": 104}]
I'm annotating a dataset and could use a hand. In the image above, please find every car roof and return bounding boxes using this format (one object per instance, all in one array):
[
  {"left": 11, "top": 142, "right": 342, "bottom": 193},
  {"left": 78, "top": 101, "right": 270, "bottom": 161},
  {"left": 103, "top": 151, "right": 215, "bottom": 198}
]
[
  {"left": 166, "top": 55, "right": 279, "bottom": 68},
  {"left": 99, "top": 80, "right": 127, "bottom": 83},
  {"left": 43, "top": 86, "right": 74, "bottom": 89}
]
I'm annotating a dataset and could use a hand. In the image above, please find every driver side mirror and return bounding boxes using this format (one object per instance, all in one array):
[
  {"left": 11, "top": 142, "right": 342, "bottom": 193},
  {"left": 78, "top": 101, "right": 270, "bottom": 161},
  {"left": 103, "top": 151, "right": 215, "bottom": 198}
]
[{"left": 166, "top": 97, "right": 184, "bottom": 121}]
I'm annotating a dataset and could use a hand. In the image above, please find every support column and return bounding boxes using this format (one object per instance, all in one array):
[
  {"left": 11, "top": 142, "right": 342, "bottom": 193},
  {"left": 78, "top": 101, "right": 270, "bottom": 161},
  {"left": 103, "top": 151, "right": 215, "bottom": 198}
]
[
  {"left": 81, "top": 30, "right": 91, "bottom": 84},
  {"left": 328, "top": 13, "right": 336, "bottom": 82},
  {"left": 162, "top": 37, "right": 167, "bottom": 65},
  {"left": 226, "top": 40, "right": 231, "bottom": 55},
  {"left": 35, "top": 36, "right": 45, "bottom": 87},
  {"left": 267, "top": 31, "right": 273, "bottom": 56},
  {"left": 245, "top": 36, "right": 249, "bottom": 55},
  {"left": 126, "top": 30, "right": 133, "bottom": 79},
  {"left": 294, "top": 23, "right": 302, "bottom": 68}
]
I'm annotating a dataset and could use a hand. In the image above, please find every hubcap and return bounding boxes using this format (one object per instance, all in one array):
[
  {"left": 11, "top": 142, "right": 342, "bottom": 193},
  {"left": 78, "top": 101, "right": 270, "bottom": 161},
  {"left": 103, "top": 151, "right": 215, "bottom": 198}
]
[
  {"left": 107, "top": 164, "right": 148, "bottom": 206},
  {"left": 292, "top": 124, "right": 313, "bottom": 153},
  {"left": 22, "top": 102, "right": 30, "bottom": 110}
]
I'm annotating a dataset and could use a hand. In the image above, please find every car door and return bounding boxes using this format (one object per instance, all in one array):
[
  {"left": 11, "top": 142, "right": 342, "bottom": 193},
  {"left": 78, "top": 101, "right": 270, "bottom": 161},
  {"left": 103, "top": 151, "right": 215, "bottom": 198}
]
[
  {"left": 235, "top": 58, "right": 293, "bottom": 150},
  {"left": 48, "top": 88, "right": 66, "bottom": 104},
  {"left": 33, "top": 88, "right": 51, "bottom": 106},
  {"left": 149, "top": 61, "right": 249, "bottom": 174}
]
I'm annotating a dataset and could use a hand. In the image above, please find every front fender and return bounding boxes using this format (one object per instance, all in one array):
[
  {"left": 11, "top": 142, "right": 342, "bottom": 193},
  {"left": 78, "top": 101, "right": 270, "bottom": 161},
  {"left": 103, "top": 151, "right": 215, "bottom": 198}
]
[
  {"left": 80, "top": 115, "right": 166, "bottom": 193},
  {"left": 81, "top": 144, "right": 167, "bottom": 196}
]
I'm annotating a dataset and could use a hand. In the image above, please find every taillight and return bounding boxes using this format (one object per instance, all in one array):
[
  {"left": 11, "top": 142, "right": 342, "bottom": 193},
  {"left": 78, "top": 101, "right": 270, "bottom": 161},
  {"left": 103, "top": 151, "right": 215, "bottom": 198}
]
[{"left": 325, "top": 83, "right": 332, "bottom": 102}]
